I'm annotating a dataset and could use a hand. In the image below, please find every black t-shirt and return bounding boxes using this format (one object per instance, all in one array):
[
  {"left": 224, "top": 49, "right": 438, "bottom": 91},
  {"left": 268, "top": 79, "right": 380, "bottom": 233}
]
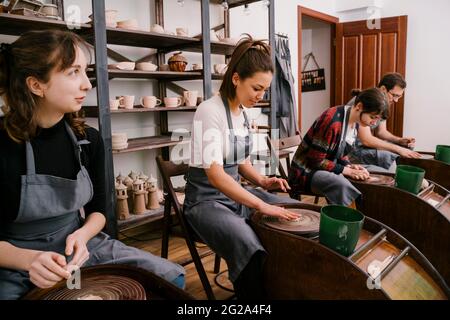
[{"left": 0, "top": 118, "right": 106, "bottom": 224}]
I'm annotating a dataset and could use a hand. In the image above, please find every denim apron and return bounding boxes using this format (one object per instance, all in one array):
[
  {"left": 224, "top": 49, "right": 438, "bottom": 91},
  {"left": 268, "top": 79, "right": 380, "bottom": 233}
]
[
  {"left": 0, "top": 122, "right": 184, "bottom": 299},
  {"left": 184, "top": 97, "right": 298, "bottom": 283}
]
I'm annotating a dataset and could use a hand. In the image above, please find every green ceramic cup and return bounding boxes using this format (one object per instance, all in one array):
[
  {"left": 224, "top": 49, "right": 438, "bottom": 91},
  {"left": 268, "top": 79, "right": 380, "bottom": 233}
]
[
  {"left": 319, "top": 205, "right": 365, "bottom": 257},
  {"left": 395, "top": 165, "right": 425, "bottom": 195},
  {"left": 435, "top": 145, "right": 450, "bottom": 164}
]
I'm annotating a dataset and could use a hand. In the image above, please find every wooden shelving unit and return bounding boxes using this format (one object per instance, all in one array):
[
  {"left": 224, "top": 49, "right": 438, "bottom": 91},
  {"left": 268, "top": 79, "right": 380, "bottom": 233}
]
[
  {"left": 0, "top": 0, "right": 276, "bottom": 237},
  {"left": 82, "top": 105, "right": 197, "bottom": 117},
  {"left": 0, "top": 12, "right": 91, "bottom": 35},
  {"left": 117, "top": 207, "right": 165, "bottom": 232},
  {"left": 112, "top": 135, "right": 190, "bottom": 154}
]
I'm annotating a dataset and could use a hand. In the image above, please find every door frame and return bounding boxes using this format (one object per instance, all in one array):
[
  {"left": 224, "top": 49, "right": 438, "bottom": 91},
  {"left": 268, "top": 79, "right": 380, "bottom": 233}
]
[{"left": 297, "top": 6, "right": 339, "bottom": 132}]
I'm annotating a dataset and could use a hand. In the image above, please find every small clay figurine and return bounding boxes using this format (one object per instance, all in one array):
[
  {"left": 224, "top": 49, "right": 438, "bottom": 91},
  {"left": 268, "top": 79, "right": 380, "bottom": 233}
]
[
  {"left": 133, "top": 178, "right": 147, "bottom": 215},
  {"left": 128, "top": 170, "right": 138, "bottom": 181},
  {"left": 116, "top": 172, "right": 125, "bottom": 184},
  {"left": 139, "top": 172, "right": 149, "bottom": 203},
  {"left": 146, "top": 175, "right": 160, "bottom": 210},
  {"left": 115, "top": 182, "right": 130, "bottom": 220},
  {"left": 123, "top": 175, "right": 134, "bottom": 214}
]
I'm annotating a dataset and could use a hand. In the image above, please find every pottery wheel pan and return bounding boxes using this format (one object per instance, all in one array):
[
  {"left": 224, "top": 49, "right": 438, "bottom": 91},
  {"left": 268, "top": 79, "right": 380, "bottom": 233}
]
[
  {"left": 23, "top": 265, "right": 149, "bottom": 300},
  {"left": 366, "top": 174, "right": 395, "bottom": 186},
  {"left": 262, "top": 209, "right": 320, "bottom": 235}
]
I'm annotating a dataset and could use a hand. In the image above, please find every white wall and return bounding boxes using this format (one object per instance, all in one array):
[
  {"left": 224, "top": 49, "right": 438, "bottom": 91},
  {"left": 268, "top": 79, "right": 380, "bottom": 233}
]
[
  {"left": 301, "top": 17, "right": 331, "bottom": 131},
  {"left": 229, "top": 0, "right": 336, "bottom": 130},
  {"left": 231, "top": 0, "right": 450, "bottom": 152},
  {"left": 336, "top": 0, "right": 450, "bottom": 151}
]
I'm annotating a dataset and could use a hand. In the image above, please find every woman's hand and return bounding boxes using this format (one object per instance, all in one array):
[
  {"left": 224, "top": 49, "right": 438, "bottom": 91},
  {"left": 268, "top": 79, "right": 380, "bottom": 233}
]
[
  {"left": 28, "top": 251, "right": 71, "bottom": 289},
  {"left": 65, "top": 229, "right": 90, "bottom": 268},
  {"left": 343, "top": 166, "right": 370, "bottom": 181},
  {"left": 259, "top": 176, "right": 291, "bottom": 192},
  {"left": 257, "top": 202, "right": 300, "bottom": 221}
]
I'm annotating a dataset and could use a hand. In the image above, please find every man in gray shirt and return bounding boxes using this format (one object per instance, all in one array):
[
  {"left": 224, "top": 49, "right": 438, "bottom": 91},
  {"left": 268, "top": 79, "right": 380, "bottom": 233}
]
[{"left": 348, "top": 73, "right": 421, "bottom": 172}]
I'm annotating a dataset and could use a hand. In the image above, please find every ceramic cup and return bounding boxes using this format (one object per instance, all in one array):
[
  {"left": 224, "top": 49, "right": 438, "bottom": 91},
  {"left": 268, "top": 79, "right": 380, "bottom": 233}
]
[
  {"left": 176, "top": 27, "right": 189, "bottom": 37},
  {"left": 183, "top": 90, "right": 198, "bottom": 107},
  {"left": 164, "top": 97, "right": 183, "bottom": 108},
  {"left": 119, "top": 95, "right": 135, "bottom": 109},
  {"left": 140, "top": 96, "right": 161, "bottom": 109},
  {"left": 319, "top": 205, "right": 365, "bottom": 257},
  {"left": 109, "top": 99, "right": 120, "bottom": 110},
  {"left": 192, "top": 63, "right": 203, "bottom": 70},
  {"left": 395, "top": 165, "right": 426, "bottom": 194},
  {"left": 150, "top": 24, "right": 164, "bottom": 33},
  {"left": 40, "top": 4, "right": 59, "bottom": 16}
]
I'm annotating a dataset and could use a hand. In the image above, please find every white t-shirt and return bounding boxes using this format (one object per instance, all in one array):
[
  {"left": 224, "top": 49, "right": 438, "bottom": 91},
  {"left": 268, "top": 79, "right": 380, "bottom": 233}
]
[
  {"left": 190, "top": 95, "right": 249, "bottom": 168},
  {"left": 343, "top": 105, "right": 358, "bottom": 146}
]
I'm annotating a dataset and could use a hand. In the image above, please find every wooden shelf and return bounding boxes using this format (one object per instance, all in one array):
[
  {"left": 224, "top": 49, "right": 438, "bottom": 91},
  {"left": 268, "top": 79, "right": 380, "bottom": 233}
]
[
  {"left": 118, "top": 207, "right": 164, "bottom": 232},
  {"left": 0, "top": 13, "right": 91, "bottom": 36},
  {"left": 211, "top": 41, "right": 236, "bottom": 55},
  {"left": 79, "top": 25, "right": 236, "bottom": 55},
  {"left": 211, "top": 0, "right": 261, "bottom": 8},
  {"left": 112, "top": 135, "right": 190, "bottom": 154},
  {"left": 82, "top": 105, "right": 197, "bottom": 117},
  {"left": 107, "top": 27, "right": 200, "bottom": 49},
  {"left": 87, "top": 68, "right": 203, "bottom": 81}
]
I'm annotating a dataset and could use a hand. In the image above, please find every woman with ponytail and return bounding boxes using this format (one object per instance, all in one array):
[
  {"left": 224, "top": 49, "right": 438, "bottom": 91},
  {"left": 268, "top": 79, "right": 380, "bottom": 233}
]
[
  {"left": 184, "top": 35, "right": 300, "bottom": 299},
  {"left": 288, "top": 88, "right": 389, "bottom": 207},
  {"left": 0, "top": 30, "right": 184, "bottom": 300}
]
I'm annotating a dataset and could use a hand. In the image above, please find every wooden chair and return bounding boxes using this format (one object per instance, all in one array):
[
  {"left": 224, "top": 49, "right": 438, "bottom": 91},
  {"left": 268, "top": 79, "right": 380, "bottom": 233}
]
[
  {"left": 156, "top": 156, "right": 221, "bottom": 300},
  {"left": 265, "top": 134, "right": 323, "bottom": 204}
]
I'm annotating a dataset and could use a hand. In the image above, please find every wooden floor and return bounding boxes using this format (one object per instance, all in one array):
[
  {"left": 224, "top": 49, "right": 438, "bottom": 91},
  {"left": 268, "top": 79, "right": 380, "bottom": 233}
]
[{"left": 120, "top": 195, "right": 326, "bottom": 300}]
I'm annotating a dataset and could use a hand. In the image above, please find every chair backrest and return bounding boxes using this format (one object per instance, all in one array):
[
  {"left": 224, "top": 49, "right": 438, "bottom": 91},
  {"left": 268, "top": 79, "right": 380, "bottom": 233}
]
[
  {"left": 269, "top": 134, "right": 302, "bottom": 151},
  {"left": 266, "top": 134, "right": 302, "bottom": 179},
  {"left": 155, "top": 155, "right": 189, "bottom": 215}
]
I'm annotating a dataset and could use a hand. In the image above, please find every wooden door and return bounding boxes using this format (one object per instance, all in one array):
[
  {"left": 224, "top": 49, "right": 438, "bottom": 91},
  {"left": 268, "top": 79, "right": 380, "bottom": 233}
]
[{"left": 335, "top": 16, "right": 408, "bottom": 136}]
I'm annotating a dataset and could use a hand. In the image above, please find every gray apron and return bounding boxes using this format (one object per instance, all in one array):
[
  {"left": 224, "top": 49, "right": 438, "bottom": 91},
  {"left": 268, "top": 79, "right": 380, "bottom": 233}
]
[
  {"left": 0, "top": 122, "right": 184, "bottom": 300},
  {"left": 184, "top": 97, "right": 298, "bottom": 283},
  {"left": 310, "top": 106, "right": 362, "bottom": 206}
]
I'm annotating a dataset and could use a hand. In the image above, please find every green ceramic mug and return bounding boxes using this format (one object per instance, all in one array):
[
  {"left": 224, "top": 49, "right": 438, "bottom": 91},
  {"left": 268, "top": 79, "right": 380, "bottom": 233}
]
[
  {"left": 435, "top": 145, "right": 450, "bottom": 164},
  {"left": 319, "top": 205, "right": 365, "bottom": 257},
  {"left": 395, "top": 165, "right": 425, "bottom": 195}
]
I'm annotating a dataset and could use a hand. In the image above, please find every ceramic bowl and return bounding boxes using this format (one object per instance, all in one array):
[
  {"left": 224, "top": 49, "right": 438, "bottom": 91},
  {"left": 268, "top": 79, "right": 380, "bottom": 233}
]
[
  {"left": 136, "top": 62, "right": 158, "bottom": 72},
  {"left": 117, "top": 19, "right": 139, "bottom": 31},
  {"left": 150, "top": 24, "right": 165, "bottom": 33},
  {"left": 109, "top": 62, "right": 135, "bottom": 71}
]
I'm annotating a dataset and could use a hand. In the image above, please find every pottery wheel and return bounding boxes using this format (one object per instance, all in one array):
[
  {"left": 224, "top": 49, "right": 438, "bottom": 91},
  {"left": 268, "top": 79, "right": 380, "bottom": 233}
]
[
  {"left": 262, "top": 209, "right": 320, "bottom": 236},
  {"left": 37, "top": 274, "right": 146, "bottom": 300},
  {"left": 366, "top": 174, "right": 395, "bottom": 186}
]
